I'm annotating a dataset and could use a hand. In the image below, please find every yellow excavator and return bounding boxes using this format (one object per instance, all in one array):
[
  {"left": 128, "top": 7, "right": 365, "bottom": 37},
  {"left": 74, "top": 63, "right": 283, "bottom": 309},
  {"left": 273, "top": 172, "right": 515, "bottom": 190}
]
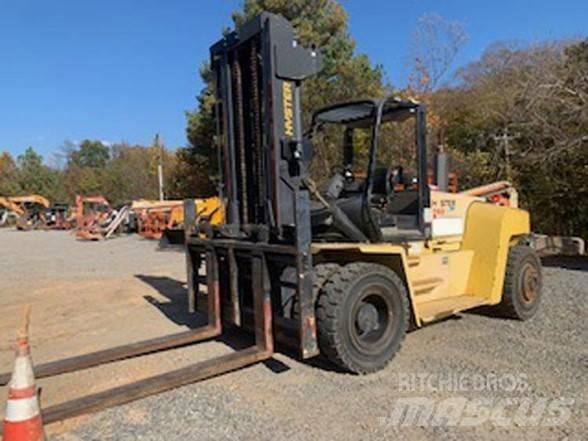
[
  {"left": 0, "top": 197, "right": 22, "bottom": 226},
  {"left": 0, "top": 195, "right": 50, "bottom": 230}
]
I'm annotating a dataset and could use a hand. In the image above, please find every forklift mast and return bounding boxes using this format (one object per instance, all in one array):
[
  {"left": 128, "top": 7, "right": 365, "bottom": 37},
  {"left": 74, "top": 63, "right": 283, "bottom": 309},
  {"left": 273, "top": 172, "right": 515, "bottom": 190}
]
[
  {"left": 210, "top": 12, "right": 322, "bottom": 240},
  {"left": 186, "top": 13, "right": 323, "bottom": 359}
]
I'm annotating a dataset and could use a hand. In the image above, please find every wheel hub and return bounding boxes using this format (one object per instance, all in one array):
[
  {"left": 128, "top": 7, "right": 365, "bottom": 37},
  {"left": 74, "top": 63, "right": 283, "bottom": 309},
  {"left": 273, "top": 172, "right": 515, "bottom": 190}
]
[
  {"left": 349, "top": 287, "right": 396, "bottom": 353},
  {"left": 521, "top": 263, "right": 539, "bottom": 304},
  {"left": 356, "top": 303, "right": 380, "bottom": 334}
]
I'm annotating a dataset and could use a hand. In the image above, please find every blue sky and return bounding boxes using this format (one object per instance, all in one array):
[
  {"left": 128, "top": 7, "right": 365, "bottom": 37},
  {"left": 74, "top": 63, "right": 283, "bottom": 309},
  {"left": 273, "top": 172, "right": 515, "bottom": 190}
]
[{"left": 0, "top": 1, "right": 586, "bottom": 161}]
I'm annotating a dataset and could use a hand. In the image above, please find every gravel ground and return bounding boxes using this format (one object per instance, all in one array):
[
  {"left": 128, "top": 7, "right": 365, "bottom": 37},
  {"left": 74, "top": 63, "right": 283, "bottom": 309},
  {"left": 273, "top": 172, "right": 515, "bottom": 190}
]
[{"left": 0, "top": 230, "right": 586, "bottom": 440}]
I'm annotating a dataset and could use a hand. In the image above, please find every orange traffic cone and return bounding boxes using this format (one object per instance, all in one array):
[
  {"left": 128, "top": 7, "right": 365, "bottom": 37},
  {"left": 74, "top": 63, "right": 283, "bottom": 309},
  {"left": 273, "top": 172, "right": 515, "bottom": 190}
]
[{"left": 2, "top": 306, "right": 44, "bottom": 441}]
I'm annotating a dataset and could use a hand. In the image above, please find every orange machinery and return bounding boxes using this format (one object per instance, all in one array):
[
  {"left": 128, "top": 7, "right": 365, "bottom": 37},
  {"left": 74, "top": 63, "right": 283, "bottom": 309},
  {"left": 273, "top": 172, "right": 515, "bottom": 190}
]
[
  {"left": 132, "top": 197, "right": 225, "bottom": 241},
  {"left": 460, "top": 181, "right": 519, "bottom": 208},
  {"left": 74, "top": 195, "right": 113, "bottom": 240}
]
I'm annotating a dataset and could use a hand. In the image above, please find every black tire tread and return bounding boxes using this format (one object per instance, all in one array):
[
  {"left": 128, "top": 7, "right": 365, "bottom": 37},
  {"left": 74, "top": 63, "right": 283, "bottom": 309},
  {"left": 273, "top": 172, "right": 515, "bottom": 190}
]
[
  {"left": 313, "top": 263, "right": 341, "bottom": 299},
  {"left": 497, "top": 245, "right": 542, "bottom": 320},
  {"left": 290, "top": 263, "right": 340, "bottom": 320},
  {"left": 316, "top": 262, "right": 409, "bottom": 374}
]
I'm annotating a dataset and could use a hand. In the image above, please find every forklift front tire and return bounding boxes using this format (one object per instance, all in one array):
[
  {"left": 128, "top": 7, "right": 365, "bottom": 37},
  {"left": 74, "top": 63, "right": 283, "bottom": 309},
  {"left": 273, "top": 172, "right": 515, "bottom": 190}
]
[{"left": 316, "top": 262, "right": 409, "bottom": 374}]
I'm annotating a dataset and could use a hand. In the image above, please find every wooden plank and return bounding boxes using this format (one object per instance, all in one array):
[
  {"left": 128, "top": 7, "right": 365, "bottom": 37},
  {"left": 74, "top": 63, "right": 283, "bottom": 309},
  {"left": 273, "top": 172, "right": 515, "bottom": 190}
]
[{"left": 0, "top": 327, "right": 219, "bottom": 386}]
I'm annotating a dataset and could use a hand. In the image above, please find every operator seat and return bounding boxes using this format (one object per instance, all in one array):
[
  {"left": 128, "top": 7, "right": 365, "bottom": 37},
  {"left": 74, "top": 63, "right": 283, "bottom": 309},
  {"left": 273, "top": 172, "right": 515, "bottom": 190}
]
[{"left": 311, "top": 168, "right": 385, "bottom": 242}]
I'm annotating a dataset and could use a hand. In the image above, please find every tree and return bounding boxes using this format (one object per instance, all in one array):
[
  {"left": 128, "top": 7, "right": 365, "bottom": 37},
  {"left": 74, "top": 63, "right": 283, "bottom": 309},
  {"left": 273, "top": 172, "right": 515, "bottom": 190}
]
[
  {"left": 104, "top": 143, "right": 158, "bottom": 204},
  {"left": 176, "top": 64, "right": 219, "bottom": 197},
  {"left": 15, "top": 147, "right": 63, "bottom": 199},
  {"left": 409, "top": 13, "right": 468, "bottom": 94},
  {"left": 437, "top": 39, "right": 588, "bottom": 239},
  {"left": 0, "top": 151, "right": 18, "bottom": 195},
  {"left": 405, "top": 13, "right": 468, "bottom": 157},
  {"left": 62, "top": 164, "right": 103, "bottom": 198},
  {"left": 61, "top": 139, "right": 116, "bottom": 202},
  {"left": 68, "top": 140, "right": 110, "bottom": 168},
  {"left": 2, "top": 140, "right": 184, "bottom": 206}
]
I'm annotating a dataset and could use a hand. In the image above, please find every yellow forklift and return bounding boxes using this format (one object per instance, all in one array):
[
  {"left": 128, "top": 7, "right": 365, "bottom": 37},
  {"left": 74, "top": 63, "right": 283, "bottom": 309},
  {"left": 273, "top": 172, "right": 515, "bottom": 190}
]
[
  {"left": 0, "top": 14, "right": 542, "bottom": 429},
  {"left": 185, "top": 12, "right": 543, "bottom": 373}
]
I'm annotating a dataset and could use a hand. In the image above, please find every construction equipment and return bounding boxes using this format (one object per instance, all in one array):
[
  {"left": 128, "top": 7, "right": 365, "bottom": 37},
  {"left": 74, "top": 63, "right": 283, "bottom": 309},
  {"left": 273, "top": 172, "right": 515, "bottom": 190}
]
[
  {"left": 160, "top": 197, "right": 225, "bottom": 246},
  {"left": 131, "top": 197, "right": 224, "bottom": 245},
  {"left": 12, "top": 195, "right": 50, "bottom": 231},
  {"left": 74, "top": 195, "right": 111, "bottom": 239},
  {"left": 529, "top": 234, "right": 585, "bottom": 257},
  {"left": 42, "top": 203, "right": 74, "bottom": 230},
  {"left": 0, "top": 15, "right": 306, "bottom": 428},
  {"left": 0, "top": 195, "right": 50, "bottom": 230},
  {"left": 74, "top": 195, "right": 130, "bottom": 240},
  {"left": 0, "top": 13, "right": 543, "bottom": 427},
  {"left": 460, "top": 180, "right": 519, "bottom": 207},
  {"left": 0, "top": 197, "right": 75, "bottom": 230},
  {"left": 0, "top": 197, "right": 23, "bottom": 226},
  {"left": 132, "top": 199, "right": 185, "bottom": 240}
]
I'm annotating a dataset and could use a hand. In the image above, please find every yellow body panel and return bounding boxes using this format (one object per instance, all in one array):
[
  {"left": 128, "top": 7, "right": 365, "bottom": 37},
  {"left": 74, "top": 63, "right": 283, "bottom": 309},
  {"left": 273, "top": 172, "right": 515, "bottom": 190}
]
[
  {"left": 461, "top": 202, "right": 530, "bottom": 304},
  {"left": 196, "top": 197, "right": 225, "bottom": 226},
  {"left": 312, "top": 200, "right": 531, "bottom": 326},
  {"left": 407, "top": 250, "right": 473, "bottom": 303},
  {"left": 311, "top": 242, "right": 421, "bottom": 322}
]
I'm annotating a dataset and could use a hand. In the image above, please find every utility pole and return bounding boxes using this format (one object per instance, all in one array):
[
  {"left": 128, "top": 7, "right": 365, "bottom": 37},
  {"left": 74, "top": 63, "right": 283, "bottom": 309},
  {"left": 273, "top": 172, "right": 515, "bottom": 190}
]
[
  {"left": 154, "top": 134, "right": 164, "bottom": 201},
  {"left": 493, "top": 126, "right": 518, "bottom": 181}
]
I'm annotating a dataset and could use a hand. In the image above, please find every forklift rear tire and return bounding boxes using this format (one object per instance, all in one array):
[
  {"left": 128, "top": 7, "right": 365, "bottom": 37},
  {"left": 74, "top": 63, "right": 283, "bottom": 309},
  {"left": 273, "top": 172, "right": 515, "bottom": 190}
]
[
  {"left": 316, "top": 262, "right": 409, "bottom": 374},
  {"left": 497, "top": 245, "right": 542, "bottom": 320}
]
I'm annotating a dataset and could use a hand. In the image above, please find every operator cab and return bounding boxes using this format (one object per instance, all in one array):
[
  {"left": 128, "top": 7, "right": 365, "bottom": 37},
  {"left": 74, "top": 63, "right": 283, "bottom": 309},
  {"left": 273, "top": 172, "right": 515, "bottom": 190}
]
[{"left": 308, "top": 97, "right": 430, "bottom": 242}]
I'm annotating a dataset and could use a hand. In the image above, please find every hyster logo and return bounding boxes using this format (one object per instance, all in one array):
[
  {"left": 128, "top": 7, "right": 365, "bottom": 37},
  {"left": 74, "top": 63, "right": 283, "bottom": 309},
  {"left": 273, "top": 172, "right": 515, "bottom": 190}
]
[{"left": 283, "top": 81, "right": 294, "bottom": 137}]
